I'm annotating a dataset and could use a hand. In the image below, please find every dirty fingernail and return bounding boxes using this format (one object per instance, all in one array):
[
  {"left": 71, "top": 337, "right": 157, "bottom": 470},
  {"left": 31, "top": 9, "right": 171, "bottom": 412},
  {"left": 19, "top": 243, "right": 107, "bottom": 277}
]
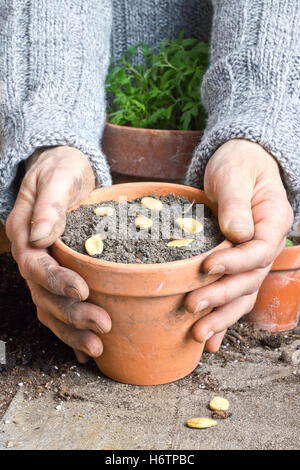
[
  {"left": 193, "top": 300, "right": 210, "bottom": 314},
  {"left": 30, "top": 221, "right": 52, "bottom": 242},
  {"left": 207, "top": 265, "right": 226, "bottom": 275},
  {"left": 64, "top": 286, "right": 82, "bottom": 302},
  {"left": 96, "top": 325, "right": 105, "bottom": 335}
]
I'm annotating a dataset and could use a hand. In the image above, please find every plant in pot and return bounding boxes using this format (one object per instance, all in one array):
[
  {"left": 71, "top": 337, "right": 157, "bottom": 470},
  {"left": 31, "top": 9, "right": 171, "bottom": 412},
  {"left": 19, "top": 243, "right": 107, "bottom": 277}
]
[
  {"left": 247, "top": 225, "right": 300, "bottom": 332},
  {"left": 103, "top": 34, "right": 209, "bottom": 183},
  {"left": 51, "top": 182, "right": 231, "bottom": 386}
]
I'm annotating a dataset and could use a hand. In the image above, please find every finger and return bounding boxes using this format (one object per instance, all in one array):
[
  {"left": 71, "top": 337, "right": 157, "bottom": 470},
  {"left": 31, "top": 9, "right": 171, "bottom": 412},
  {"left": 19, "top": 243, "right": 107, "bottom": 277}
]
[
  {"left": 202, "top": 234, "right": 286, "bottom": 276},
  {"left": 207, "top": 168, "right": 255, "bottom": 243},
  {"left": 185, "top": 266, "right": 270, "bottom": 313},
  {"left": 29, "top": 169, "right": 76, "bottom": 247},
  {"left": 6, "top": 184, "right": 89, "bottom": 301},
  {"left": 17, "top": 249, "right": 89, "bottom": 300},
  {"left": 37, "top": 308, "right": 104, "bottom": 358},
  {"left": 74, "top": 349, "right": 90, "bottom": 364},
  {"left": 205, "top": 330, "right": 227, "bottom": 353},
  {"left": 30, "top": 282, "right": 111, "bottom": 335},
  {"left": 192, "top": 293, "right": 258, "bottom": 344}
]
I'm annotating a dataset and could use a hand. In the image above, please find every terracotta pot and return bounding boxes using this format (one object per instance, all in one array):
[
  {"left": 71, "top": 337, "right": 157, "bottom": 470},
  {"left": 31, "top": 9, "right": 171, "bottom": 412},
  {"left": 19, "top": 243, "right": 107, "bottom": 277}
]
[
  {"left": 247, "top": 245, "right": 300, "bottom": 332},
  {"left": 51, "top": 182, "right": 230, "bottom": 385},
  {"left": 102, "top": 121, "right": 203, "bottom": 183}
]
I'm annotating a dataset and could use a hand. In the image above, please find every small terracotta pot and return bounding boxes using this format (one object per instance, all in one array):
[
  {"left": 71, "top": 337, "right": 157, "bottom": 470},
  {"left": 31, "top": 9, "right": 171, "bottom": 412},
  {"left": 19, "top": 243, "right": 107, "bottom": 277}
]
[
  {"left": 51, "top": 182, "right": 230, "bottom": 385},
  {"left": 102, "top": 121, "right": 203, "bottom": 183},
  {"left": 247, "top": 245, "right": 300, "bottom": 332}
]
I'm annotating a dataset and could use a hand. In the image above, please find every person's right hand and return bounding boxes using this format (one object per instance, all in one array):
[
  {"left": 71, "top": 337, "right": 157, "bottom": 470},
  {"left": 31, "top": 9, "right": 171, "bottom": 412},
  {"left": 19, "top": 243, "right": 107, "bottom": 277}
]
[{"left": 6, "top": 146, "right": 112, "bottom": 363}]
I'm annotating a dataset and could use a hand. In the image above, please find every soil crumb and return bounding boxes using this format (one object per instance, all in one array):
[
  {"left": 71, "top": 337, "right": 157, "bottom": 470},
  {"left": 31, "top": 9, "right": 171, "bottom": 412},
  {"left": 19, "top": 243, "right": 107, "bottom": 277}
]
[{"left": 62, "top": 194, "right": 224, "bottom": 263}]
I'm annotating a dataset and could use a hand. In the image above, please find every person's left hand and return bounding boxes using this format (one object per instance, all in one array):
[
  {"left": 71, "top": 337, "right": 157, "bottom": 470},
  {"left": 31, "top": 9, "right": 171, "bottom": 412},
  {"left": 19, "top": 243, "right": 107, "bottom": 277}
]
[{"left": 185, "top": 139, "right": 294, "bottom": 352}]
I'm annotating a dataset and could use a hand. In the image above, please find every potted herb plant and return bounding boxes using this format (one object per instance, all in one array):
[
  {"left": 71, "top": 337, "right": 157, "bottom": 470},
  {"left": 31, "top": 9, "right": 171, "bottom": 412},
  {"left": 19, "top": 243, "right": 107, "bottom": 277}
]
[{"left": 103, "top": 34, "right": 209, "bottom": 183}]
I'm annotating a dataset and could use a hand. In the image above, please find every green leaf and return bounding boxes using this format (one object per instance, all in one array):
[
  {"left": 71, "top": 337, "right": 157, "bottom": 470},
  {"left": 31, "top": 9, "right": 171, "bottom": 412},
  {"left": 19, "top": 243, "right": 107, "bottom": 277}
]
[
  {"left": 285, "top": 238, "right": 294, "bottom": 247},
  {"left": 105, "top": 32, "right": 209, "bottom": 130}
]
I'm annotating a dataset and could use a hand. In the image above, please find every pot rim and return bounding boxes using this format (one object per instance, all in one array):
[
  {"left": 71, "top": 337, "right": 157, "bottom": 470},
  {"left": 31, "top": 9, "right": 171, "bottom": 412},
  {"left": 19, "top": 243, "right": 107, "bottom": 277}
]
[
  {"left": 53, "top": 182, "right": 231, "bottom": 272},
  {"left": 270, "top": 244, "right": 300, "bottom": 271},
  {"left": 105, "top": 119, "right": 203, "bottom": 136}
]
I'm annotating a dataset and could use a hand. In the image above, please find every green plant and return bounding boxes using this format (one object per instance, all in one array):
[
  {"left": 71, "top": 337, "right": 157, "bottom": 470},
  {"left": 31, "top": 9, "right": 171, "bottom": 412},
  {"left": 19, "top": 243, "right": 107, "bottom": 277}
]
[{"left": 105, "top": 33, "right": 209, "bottom": 131}]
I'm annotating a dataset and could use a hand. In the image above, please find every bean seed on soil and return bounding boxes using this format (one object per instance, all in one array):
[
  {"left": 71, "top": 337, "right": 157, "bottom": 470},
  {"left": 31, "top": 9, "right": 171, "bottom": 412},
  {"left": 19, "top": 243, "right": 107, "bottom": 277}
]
[
  {"left": 94, "top": 206, "right": 114, "bottom": 217},
  {"left": 85, "top": 235, "right": 104, "bottom": 256},
  {"left": 167, "top": 238, "right": 194, "bottom": 247},
  {"left": 62, "top": 194, "right": 224, "bottom": 264},
  {"left": 135, "top": 215, "right": 153, "bottom": 230},
  {"left": 176, "top": 217, "right": 203, "bottom": 234},
  {"left": 141, "top": 197, "right": 163, "bottom": 211}
]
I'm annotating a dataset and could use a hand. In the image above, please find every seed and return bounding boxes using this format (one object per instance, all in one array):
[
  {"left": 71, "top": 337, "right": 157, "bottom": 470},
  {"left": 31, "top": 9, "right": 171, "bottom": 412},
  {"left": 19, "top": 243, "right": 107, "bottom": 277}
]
[
  {"left": 85, "top": 235, "right": 104, "bottom": 256},
  {"left": 176, "top": 217, "right": 203, "bottom": 234},
  {"left": 209, "top": 396, "right": 229, "bottom": 411},
  {"left": 141, "top": 197, "right": 163, "bottom": 212},
  {"left": 167, "top": 238, "right": 194, "bottom": 247},
  {"left": 93, "top": 206, "right": 114, "bottom": 217},
  {"left": 135, "top": 215, "right": 153, "bottom": 230},
  {"left": 186, "top": 417, "right": 217, "bottom": 429}
]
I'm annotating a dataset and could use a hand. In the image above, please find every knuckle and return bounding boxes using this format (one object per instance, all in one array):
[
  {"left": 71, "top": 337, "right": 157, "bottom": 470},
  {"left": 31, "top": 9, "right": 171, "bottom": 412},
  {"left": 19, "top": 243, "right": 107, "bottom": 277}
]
[
  {"left": 42, "top": 262, "right": 61, "bottom": 293},
  {"left": 221, "top": 288, "right": 233, "bottom": 305},
  {"left": 65, "top": 303, "right": 81, "bottom": 328}
]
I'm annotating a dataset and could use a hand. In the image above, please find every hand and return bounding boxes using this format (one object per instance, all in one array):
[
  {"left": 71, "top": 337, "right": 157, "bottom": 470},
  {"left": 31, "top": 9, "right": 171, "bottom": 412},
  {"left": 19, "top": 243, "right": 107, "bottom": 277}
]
[
  {"left": 6, "top": 146, "right": 112, "bottom": 363},
  {"left": 185, "top": 139, "right": 294, "bottom": 352}
]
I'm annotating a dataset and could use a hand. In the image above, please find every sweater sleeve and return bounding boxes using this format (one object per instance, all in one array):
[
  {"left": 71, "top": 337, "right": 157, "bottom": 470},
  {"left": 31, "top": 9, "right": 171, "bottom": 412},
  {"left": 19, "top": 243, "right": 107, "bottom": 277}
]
[
  {"left": 0, "top": 0, "right": 112, "bottom": 223},
  {"left": 186, "top": 0, "right": 300, "bottom": 219}
]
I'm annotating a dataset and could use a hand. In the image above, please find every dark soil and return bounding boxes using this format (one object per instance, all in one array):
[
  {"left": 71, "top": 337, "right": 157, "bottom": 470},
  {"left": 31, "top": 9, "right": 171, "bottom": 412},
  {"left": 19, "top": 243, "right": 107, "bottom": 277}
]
[
  {"left": 0, "top": 252, "right": 299, "bottom": 420},
  {"left": 62, "top": 194, "right": 224, "bottom": 263}
]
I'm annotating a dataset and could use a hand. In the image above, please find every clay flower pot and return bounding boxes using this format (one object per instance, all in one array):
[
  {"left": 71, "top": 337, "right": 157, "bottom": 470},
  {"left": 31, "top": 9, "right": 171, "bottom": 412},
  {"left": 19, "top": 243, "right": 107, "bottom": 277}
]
[
  {"left": 102, "top": 121, "right": 203, "bottom": 183},
  {"left": 247, "top": 245, "right": 300, "bottom": 332},
  {"left": 51, "top": 182, "right": 230, "bottom": 385}
]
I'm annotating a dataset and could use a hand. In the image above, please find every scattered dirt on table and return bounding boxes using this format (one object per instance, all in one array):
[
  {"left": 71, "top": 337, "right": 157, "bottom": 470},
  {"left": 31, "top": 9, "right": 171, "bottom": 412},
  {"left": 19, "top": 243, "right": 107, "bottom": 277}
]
[
  {"left": 0, "top": 253, "right": 299, "bottom": 419},
  {"left": 62, "top": 194, "right": 224, "bottom": 263}
]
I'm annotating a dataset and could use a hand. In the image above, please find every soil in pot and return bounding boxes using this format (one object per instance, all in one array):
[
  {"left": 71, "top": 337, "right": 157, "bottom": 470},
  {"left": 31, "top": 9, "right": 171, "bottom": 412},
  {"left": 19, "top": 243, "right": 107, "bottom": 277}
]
[{"left": 62, "top": 194, "right": 224, "bottom": 264}]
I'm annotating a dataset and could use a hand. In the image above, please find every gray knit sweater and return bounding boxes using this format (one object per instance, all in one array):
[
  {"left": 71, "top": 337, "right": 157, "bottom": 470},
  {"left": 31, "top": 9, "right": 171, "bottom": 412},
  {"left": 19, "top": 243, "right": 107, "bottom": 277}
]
[{"left": 0, "top": 0, "right": 299, "bottom": 224}]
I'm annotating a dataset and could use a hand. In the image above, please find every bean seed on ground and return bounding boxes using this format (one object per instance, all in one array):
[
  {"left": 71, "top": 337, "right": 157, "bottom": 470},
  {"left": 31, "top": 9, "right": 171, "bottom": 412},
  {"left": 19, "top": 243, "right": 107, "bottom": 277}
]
[
  {"left": 186, "top": 417, "right": 217, "bottom": 429},
  {"left": 209, "top": 396, "right": 230, "bottom": 411}
]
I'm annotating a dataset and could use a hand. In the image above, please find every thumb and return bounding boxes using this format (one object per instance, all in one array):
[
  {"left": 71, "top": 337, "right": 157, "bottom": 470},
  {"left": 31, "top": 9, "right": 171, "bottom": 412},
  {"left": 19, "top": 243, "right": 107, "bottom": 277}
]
[
  {"left": 29, "top": 171, "right": 76, "bottom": 247},
  {"left": 214, "top": 173, "right": 255, "bottom": 244}
]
